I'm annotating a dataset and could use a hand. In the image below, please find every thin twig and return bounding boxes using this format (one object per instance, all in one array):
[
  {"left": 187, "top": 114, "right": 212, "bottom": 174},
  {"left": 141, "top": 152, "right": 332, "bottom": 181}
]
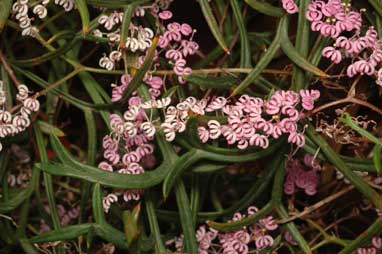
[
  {"left": 278, "top": 185, "right": 355, "bottom": 224},
  {"left": 0, "top": 50, "right": 21, "bottom": 88}
]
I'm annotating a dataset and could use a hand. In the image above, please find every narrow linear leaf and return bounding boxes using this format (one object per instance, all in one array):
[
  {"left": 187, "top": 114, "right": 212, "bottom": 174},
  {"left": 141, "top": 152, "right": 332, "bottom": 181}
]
[
  {"left": 231, "top": 0, "right": 251, "bottom": 68},
  {"left": 339, "top": 113, "right": 382, "bottom": 145},
  {"left": 279, "top": 17, "right": 329, "bottom": 78},
  {"left": 208, "top": 203, "right": 273, "bottom": 232},
  {"left": 373, "top": 145, "right": 382, "bottom": 175},
  {"left": 92, "top": 184, "right": 130, "bottom": 249},
  {"left": 37, "top": 120, "right": 65, "bottom": 137},
  {"left": 119, "top": 5, "right": 135, "bottom": 48},
  {"left": 231, "top": 16, "right": 283, "bottom": 96},
  {"left": 339, "top": 217, "right": 382, "bottom": 254},
  {"left": 0, "top": 0, "right": 12, "bottom": 32},
  {"left": 30, "top": 224, "right": 93, "bottom": 243},
  {"left": 74, "top": 0, "right": 90, "bottom": 34},
  {"left": 199, "top": 0, "right": 230, "bottom": 53},
  {"left": 175, "top": 181, "right": 198, "bottom": 253},
  {"left": 306, "top": 123, "right": 382, "bottom": 209},
  {"left": 145, "top": 193, "right": 167, "bottom": 254},
  {"left": 244, "top": 0, "right": 284, "bottom": 17},
  {"left": 291, "top": 0, "right": 310, "bottom": 91},
  {"left": 277, "top": 205, "right": 312, "bottom": 254}
]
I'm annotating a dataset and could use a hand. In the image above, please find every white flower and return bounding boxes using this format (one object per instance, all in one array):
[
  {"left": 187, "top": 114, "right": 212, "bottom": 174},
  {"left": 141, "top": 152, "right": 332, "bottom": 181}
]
[
  {"left": 102, "top": 194, "right": 118, "bottom": 213},
  {"left": 109, "top": 50, "right": 122, "bottom": 62},
  {"left": 161, "top": 122, "right": 176, "bottom": 141},
  {"left": 208, "top": 120, "right": 221, "bottom": 139},
  {"left": 140, "top": 122, "right": 156, "bottom": 137},
  {"left": 99, "top": 56, "right": 114, "bottom": 70},
  {"left": 155, "top": 97, "right": 171, "bottom": 108},
  {"left": 16, "top": 84, "right": 29, "bottom": 101},
  {"left": 54, "top": 0, "right": 74, "bottom": 12},
  {"left": 33, "top": 5, "right": 48, "bottom": 19}
]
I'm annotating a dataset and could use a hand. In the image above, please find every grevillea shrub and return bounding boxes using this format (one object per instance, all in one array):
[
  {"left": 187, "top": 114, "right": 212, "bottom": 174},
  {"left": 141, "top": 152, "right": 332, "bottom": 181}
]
[{"left": 0, "top": 0, "right": 382, "bottom": 253}]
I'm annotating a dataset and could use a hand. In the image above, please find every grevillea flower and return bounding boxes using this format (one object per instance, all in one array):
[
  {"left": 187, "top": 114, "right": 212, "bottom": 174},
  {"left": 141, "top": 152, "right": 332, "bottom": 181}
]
[
  {"left": 284, "top": 155, "right": 320, "bottom": 196},
  {"left": 281, "top": 0, "right": 298, "bottom": 14}
]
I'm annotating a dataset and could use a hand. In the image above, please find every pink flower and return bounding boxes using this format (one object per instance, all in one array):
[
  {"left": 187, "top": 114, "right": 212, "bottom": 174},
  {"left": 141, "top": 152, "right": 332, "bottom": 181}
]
[
  {"left": 158, "top": 10, "right": 172, "bottom": 20},
  {"left": 98, "top": 161, "right": 113, "bottom": 172},
  {"left": 164, "top": 22, "right": 182, "bottom": 42},
  {"left": 322, "top": 46, "right": 342, "bottom": 63},
  {"left": 281, "top": 0, "right": 298, "bottom": 14},
  {"left": 180, "top": 23, "right": 192, "bottom": 36},
  {"left": 255, "top": 234, "right": 274, "bottom": 249}
]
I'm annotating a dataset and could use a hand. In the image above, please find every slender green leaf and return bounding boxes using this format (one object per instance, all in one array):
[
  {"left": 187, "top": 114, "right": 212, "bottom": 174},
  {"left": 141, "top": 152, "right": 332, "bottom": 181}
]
[
  {"left": 231, "top": 0, "right": 251, "bottom": 68},
  {"left": 37, "top": 121, "right": 65, "bottom": 137},
  {"left": 231, "top": 16, "right": 283, "bottom": 96},
  {"left": 30, "top": 224, "right": 93, "bottom": 243},
  {"left": 199, "top": 0, "right": 230, "bottom": 53},
  {"left": 74, "top": 0, "right": 90, "bottom": 34},
  {"left": 120, "top": 5, "right": 135, "bottom": 48},
  {"left": 175, "top": 181, "right": 198, "bottom": 253},
  {"left": 279, "top": 17, "right": 328, "bottom": 78},
  {"left": 244, "top": 0, "right": 284, "bottom": 17},
  {"left": 0, "top": 0, "right": 12, "bottom": 32},
  {"left": 306, "top": 123, "right": 382, "bottom": 209}
]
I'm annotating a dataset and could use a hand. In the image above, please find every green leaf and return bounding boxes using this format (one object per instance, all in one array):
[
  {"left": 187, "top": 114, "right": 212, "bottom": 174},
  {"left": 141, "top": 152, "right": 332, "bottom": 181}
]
[
  {"left": 277, "top": 205, "right": 312, "bottom": 254},
  {"left": 231, "top": 0, "right": 251, "bottom": 68},
  {"left": 86, "top": 0, "right": 149, "bottom": 8},
  {"left": 373, "top": 145, "right": 382, "bottom": 175},
  {"left": 185, "top": 74, "right": 239, "bottom": 89},
  {"left": 36, "top": 135, "right": 170, "bottom": 189},
  {"left": 369, "top": 0, "right": 382, "bottom": 17},
  {"left": 175, "top": 181, "right": 198, "bottom": 253},
  {"left": 34, "top": 127, "right": 62, "bottom": 231},
  {"left": 119, "top": 5, "right": 135, "bottom": 48},
  {"left": 306, "top": 123, "right": 382, "bottom": 210},
  {"left": 145, "top": 192, "right": 167, "bottom": 254},
  {"left": 208, "top": 203, "right": 273, "bottom": 231},
  {"left": 0, "top": 0, "right": 12, "bottom": 32},
  {"left": 30, "top": 224, "right": 93, "bottom": 243},
  {"left": 10, "top": 33, "right": 77, "bottom": 67},
  {"left": 339, "top": 113, "right": 382, "bottom": 146},
  {"left": 244, "top": 0, "right": 284, "bottom": 17},
  {"left": 79, "top": 72, "right": 111, "bottom": 129},
  {"left": 122, "top": 205, "right": 141, "bottom": 245},
  {"left": 199, "top": 0, "right": 230, "bottom": 53},
  {"left": 291, "top": 0, "right": 310, "bottom": 91},
  {"left": 74, "top": 0, "right": 90, "bottom": 34},
  {"left": 37, "top": 121, "right": 65, "bottom": 137},
  {"left": 92, "top": 183, "right": 130, "bottom": 249},
  {"left": 192, "top": 162, "right": 227, "bottom": 173},
  {"left": 231, "top": 16, "right": 283, "bottom": 96},
  {"left": 279, "top": 17, "right": 329, "bottom": 78},
  {"left": 338, "top": 217, "right": 382, "bottom": 254}
]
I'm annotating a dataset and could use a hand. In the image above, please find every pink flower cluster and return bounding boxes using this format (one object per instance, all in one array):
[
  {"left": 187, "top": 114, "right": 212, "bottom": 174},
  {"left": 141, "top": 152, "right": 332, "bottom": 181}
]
[
  {"left": 0, "top": 82, "right": 40, "bottom": 151},
  {"left": 306, "top": 0, "right": 362, "bottom": 39},
  {"left": 203, "top": 206, "right": 278, "bottom": 253},
  {"left": 196, "top": 90, "right": 320, "bottom": 149},
  {"left": 306, "top": 1, "right": 382, "bottom": 85},
  {"left": 284, "top": 154, "right": 320, "bottom": 196},
  {"left": 281, "top": 0, "right": 298, "bottom": 14},
  {"left": 158, "top": 17, "right": 199, "bottom": 84},
  {"left": 39, "top": 204, "right": 80, "bottom": 232},
  {"left": 114, "top": 90, "right": 319, "bottom": 152},
  {"left": 168, "top": 205, "right": 279, "bottom": 253},
  {"left": 98, "top": 102, "right": 157, "bottom": 212},
  {"left": 357, "top": 237, "right": 382, "bottom": 254},
  {"left": 322, "top": 26, "right": 382, "bottom": 79}
]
